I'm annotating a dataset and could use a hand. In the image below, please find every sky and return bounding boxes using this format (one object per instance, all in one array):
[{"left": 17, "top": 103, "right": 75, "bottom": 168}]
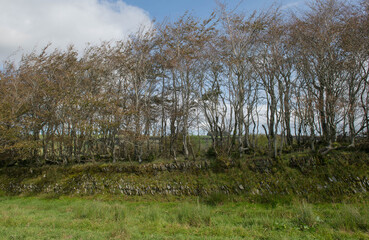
[
  {"left": 0, "top": 0, "right": 304, "bottom": 63},
  {"left": 122, "top": 0, "right": 304, "bottom": 22}
]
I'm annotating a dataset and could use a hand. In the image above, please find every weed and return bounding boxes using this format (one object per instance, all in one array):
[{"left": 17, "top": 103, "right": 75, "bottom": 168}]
[
  {"left": 254, "top": 194, "right": 294, "bottom": 208},
  {"left": 295, "top": 201, "right": 320, "bottom": 230},
  {"left": 73, "top": 201, "right": 126, "bottom": 222},
  {"left": 109, "top": 222, "right": 130, "bottom": 240},
  {"left": 332, "top": 205, "right": 369, "bottom": 231},
  {"left": 143, "top": 205, "right": 161, "bottom": 222},
  {"left": 175, "top": 202, "right": 212, "bottom": 227},
  {"left": 202, "top": 192, "right": 228, "bottom": 206}
]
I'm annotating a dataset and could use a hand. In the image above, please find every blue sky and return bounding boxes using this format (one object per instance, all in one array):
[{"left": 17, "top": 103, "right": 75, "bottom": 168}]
[
  {"left": 122, "top": 0, "right": 304, "bottom": 22},
  {"left": 1, "top": 0, "right": 363, "bottom": 63},
  {"left": 1, "top": 0, "right": 342, "bottom": 63}
]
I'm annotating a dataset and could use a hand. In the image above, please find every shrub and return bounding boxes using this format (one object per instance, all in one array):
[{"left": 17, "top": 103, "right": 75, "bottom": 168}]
[
  {"left": 206, "top": 147, "right": 217, "bottom": 158},
  {"left": 143, "top": 152, "right": 156, "bottom": 162},
  {"left": 211, "top": 156, "right": 232, "bottom": 172}
]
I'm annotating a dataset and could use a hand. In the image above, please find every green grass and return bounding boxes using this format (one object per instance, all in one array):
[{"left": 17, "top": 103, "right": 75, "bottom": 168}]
[{"left": 0, "top": 197, "right": 368, "bottom": 239}]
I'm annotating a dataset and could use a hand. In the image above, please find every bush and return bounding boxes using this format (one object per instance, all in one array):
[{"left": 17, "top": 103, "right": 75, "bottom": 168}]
[
  {"left": 211, "top": 156, "right": 232, "bottom": 172},
  {"left": 143, "top": 152, "right": 156, "bottom": 162},
  {"left": 205, "top": 147, "right": 217, "bottom": 158}
]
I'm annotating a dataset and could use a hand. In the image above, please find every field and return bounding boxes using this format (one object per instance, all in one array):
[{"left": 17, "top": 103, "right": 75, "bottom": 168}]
[{"left": 0, "top": 197, "right": 368, "bottom": 240}]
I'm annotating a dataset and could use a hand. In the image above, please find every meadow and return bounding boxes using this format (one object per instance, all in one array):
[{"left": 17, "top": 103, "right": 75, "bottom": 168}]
[{"left": 0, "top": 196, "right": 368, "bottom": 240}]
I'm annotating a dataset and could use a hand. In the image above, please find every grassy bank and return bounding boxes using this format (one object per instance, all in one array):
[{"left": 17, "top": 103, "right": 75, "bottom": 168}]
[
  {"left": 0, "top": 196, "right": 368, "bottom": 239},
  {"left": 1, "top": 150, "right": 369, "bottom": 203}
]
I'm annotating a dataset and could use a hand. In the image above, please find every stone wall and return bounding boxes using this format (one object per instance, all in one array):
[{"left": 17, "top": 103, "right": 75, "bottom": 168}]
[{"left": 0, "top": 154, "right": 368, "bottom": 202}]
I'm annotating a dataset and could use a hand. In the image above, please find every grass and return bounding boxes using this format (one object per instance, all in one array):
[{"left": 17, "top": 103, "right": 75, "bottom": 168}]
[
  {"left": 0, "top": 197, "right": 368, "bottom": 239},
  {"left": 295, "top": 201, "right": 320, "bottom": 230}
]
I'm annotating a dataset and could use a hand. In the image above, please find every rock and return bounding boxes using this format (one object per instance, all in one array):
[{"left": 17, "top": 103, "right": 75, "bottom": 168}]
[
  {"left": 239, "top": 184, "right": 244, "bottom": 190},
  {"left": 328, "top": 176, "right": 337, "bottom": 183}
]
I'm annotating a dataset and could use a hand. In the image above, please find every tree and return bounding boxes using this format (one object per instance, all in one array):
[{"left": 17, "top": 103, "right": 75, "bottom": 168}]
[{"left": 291, "top": 0, "right": 348, "bottom": 146}]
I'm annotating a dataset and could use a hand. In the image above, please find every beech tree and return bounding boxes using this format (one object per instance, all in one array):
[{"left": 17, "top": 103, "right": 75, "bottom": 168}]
[
  {"left": 219, "top": 6, "right": 269, "bottom": 157},
  {"left": 0, "top": 0, "right": 367, "bottom": 165}
]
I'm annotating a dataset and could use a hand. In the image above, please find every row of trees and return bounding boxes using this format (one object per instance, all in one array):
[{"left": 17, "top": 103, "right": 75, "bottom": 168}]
[{"left": 0, "top": 0, "right": 368, "bottom": 164}]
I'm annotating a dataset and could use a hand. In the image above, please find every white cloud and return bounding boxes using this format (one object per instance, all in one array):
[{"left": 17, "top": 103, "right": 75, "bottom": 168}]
[
  {"left": 281, "top": 1, "right": 303, "bottom": 10},
  {"left": 0, "top": 0, "right": 152, "bottom": 61}
]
